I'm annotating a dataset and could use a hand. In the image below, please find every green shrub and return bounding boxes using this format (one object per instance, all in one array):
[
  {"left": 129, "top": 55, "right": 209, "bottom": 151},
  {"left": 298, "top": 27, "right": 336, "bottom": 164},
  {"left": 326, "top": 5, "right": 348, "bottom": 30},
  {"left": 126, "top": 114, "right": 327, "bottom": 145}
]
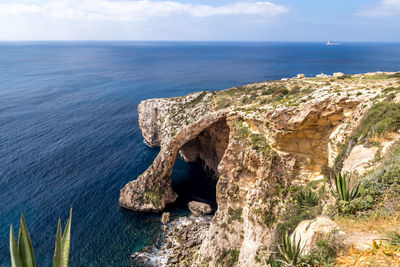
[
  {"left": 262, "top": 86, "right": 289, "bottom": 96},
  {"left": 337, "top": 74, "right": 352, "bottom": 80},
  {"left": 382, "top": 87, "right": 399, "bottom": 94},
  {"left": 228, "top": 207, "right": 242, "bottom": 222},
  {"left": 10, "top": 209, "right": 72, "bottom": 267},
  {"left": 276, "top": 189, "right": 322, "bottom": 240},
  {"left": 386, "top": 93, "right": 396, "bottom": 101},
  {"left": 291, "top": 85, "right": 301, "bottom": 94},
  {"left": 332, "top": 102, "right": 400, "bottom": 175},
  {"left": 388, "top": 72, "right": 400, "bottom": 79},
  {"left": 144, "top": 188, "right": 164, "bottom": 208},
  {"left": 358, "top": 143, "right": 400, "bottom": 213},
  {"left": 253, "top": 204, "right": 277, "bottom": 227},
  {"left": 355, "top": 101, "right": 400, "bottom": 142},
  {"left": 216, "top": 96, "right": 231, "bottom": 109},
  {"left": 217, "top": 249, "right": 240, "bottom": 266},
  {"left": 186, "top": 91, "right": 208, "bottom": 109},
  {"left": 234, "top": 120, "right": 250, "bottom": 140},
  {"left": 303, "top": 237, "right": 337, "bottom": 266},
  {"left": 241, "top": 95, "right": 257, "bottom": 104},
  {"left": 250, "top": 133, "right": 274, "bottom": 159},
  {"left": 386, "top": 230, "right": 400, "bottom": 247}
]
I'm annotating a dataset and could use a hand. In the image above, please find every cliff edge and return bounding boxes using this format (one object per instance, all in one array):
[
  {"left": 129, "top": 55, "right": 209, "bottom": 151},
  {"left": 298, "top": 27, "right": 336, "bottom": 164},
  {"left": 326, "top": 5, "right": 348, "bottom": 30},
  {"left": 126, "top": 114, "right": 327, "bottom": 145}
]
[{"left": 120, "top": 71, "right": 400, "bottom": 266}]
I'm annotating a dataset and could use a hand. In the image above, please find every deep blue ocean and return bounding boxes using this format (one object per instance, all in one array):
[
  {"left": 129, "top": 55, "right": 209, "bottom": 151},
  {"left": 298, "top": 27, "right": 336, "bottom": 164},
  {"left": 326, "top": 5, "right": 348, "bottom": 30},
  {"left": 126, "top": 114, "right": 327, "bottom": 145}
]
[{"left": 1, "top": 42, "right": 400, "bottom": 266}]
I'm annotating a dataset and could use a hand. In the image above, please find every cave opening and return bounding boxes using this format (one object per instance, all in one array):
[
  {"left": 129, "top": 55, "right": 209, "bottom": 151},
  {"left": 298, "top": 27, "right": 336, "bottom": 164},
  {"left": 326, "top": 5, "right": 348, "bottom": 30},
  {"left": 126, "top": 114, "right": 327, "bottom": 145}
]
[{"left": 167, "top": 118, "right": 230, "bottom": 213}]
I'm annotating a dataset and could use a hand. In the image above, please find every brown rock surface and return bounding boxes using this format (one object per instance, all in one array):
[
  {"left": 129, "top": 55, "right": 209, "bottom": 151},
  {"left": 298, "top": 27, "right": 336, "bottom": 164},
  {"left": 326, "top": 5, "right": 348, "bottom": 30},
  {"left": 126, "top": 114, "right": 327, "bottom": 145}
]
[
  {"left": 188, "top": 201, "right": 212, "bottom": 216},
  {"left": 120, "top": 73, "right": 400, "bottom": 266}
]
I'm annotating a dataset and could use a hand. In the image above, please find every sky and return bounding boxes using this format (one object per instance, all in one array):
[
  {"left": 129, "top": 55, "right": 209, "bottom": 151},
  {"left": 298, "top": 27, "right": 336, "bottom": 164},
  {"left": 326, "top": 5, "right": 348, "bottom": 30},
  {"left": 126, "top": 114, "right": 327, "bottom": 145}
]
[{"left": 0, "top": 0, "right": 399, "bottom": 41}]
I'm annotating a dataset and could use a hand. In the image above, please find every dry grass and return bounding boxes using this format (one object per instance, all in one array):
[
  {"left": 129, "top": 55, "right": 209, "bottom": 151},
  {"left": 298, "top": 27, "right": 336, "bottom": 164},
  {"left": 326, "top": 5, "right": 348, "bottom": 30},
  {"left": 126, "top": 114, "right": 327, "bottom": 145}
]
[
  {"left": 336, "top": 242, "right": 400, "bottom": 266},
  {"left": 335, "top": 214, "right": 400, "bottom": 266},
  {"left": 335, "top": 213, "right": 400, "bottom": 234}
]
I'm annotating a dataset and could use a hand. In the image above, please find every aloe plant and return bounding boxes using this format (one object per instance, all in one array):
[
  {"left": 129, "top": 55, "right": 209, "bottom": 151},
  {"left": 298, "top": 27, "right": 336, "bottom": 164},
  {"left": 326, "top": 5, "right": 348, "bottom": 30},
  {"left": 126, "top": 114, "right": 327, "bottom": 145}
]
[
  {"left": 277, "top": 231, "right": 304, "bottom": 266},
  {"left": 10, "top": 208, "right": 72, "bottom": 267},
  {"left": 334, "top": 173, "right": 360, "bottom": 201}
]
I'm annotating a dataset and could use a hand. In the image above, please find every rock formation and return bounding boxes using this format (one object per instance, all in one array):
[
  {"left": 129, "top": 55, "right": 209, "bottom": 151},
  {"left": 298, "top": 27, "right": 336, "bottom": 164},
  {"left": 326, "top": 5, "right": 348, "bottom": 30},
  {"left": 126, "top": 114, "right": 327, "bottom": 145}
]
[
  {"left": 188, "top": 201, "right": 213, "bottom": 216},
  {"left": 291, "top": 216, "right": 345, "bottom": 255},
  {"left": 120, "top": 72, "right": 400, "bottom": 266}
]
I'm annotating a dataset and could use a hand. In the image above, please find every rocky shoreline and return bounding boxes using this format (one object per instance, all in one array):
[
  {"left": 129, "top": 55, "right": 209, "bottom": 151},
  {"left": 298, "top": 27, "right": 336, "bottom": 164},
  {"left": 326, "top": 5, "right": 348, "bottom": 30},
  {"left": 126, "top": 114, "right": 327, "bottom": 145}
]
[
  {"left": 132, "top": 214, "right": 212, "bottom": 267},
  {"left": 132, "top": 201, "right": 214, "bottom": 266}
]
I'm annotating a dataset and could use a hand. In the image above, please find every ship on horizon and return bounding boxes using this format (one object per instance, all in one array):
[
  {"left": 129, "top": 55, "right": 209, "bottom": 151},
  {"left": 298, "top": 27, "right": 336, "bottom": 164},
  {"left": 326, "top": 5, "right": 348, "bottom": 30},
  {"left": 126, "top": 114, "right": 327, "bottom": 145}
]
[{"left": 326, "top": 41, "right": 340, "bottom": 45}]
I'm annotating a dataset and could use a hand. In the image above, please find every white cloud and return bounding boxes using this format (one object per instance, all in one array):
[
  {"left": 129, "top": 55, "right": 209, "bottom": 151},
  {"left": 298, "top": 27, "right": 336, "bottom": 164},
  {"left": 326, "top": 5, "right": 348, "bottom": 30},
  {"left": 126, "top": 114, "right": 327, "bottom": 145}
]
[
  {"left": 355, "top": 0, "right": 400, "bottom": 17},
  {"left": 0, "top": 0, "right": 289, "bottom": 21}
]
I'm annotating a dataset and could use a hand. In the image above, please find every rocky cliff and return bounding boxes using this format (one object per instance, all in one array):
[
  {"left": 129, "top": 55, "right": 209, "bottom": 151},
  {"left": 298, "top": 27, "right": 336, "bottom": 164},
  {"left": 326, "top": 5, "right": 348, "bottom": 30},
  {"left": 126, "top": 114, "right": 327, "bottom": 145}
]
[{"left": 120, "top": 71, "right": 400, "bottom": 266}]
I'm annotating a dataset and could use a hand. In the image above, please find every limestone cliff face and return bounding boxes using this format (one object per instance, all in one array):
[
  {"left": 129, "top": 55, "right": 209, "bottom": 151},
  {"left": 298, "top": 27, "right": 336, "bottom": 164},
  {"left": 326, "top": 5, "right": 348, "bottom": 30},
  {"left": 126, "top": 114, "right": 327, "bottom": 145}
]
[{"left": 120, "top": 73, "right": 399, "bottom": 266}]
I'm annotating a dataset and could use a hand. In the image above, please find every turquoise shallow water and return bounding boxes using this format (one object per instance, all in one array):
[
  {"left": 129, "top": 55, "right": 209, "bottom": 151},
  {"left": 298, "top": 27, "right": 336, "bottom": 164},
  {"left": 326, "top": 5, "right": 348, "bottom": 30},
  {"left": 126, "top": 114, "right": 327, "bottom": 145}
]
[{"left": 1, "top": 42, "right": 400, "bottom": 266}]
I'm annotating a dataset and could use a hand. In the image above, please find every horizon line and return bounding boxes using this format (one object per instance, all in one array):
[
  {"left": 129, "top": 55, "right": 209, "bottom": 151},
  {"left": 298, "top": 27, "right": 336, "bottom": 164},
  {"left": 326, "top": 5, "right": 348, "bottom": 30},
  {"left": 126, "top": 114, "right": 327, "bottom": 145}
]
[{"left": 1, "top": 40, "right": 400, "bottom": 43}]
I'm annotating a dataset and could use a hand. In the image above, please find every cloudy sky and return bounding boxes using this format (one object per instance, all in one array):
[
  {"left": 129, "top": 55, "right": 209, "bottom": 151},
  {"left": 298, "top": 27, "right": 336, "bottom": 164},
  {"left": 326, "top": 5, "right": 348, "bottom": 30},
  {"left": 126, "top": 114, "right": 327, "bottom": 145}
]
[{"left": 0, "top": 0, "right": 399, "bottom": 41}]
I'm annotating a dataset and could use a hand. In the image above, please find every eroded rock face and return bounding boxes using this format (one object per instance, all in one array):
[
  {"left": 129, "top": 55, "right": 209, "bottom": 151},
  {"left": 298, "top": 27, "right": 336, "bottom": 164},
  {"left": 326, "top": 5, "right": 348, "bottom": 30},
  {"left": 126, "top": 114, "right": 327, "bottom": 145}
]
[
  {"left": 180, "top": 119, "right": 230, "bottom": 174},
  {"left": 138, "top": 98, "right": 169, "bottom": 147},
  {"left": 120, "top": 74, "right": 399, "bottom": 266}
]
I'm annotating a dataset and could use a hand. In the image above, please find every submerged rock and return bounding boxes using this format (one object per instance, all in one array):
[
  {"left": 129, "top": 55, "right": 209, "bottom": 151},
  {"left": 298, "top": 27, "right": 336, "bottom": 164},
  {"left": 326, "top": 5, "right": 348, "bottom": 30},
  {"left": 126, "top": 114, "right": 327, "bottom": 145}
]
[
  {"left": 161, "top": 212, "right": 170, "bottom": 224},
  {"left": 188, "top": 201, "right": 212, "bottom": 216}
]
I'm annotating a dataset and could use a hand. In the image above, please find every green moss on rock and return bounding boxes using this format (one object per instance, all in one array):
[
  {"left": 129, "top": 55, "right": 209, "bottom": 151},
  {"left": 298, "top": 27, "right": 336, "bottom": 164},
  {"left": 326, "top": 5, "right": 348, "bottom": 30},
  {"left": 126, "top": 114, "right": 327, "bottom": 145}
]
[{"left": 217, "top": 249, "right": 240, "bottom": 267}]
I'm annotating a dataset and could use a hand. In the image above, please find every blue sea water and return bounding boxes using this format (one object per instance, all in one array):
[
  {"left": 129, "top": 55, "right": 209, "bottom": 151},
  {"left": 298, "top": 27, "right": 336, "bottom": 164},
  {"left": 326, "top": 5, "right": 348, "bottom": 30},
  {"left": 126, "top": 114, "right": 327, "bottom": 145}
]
[{"left": 1, "top": 41, "right": 400, "bottom": 266}]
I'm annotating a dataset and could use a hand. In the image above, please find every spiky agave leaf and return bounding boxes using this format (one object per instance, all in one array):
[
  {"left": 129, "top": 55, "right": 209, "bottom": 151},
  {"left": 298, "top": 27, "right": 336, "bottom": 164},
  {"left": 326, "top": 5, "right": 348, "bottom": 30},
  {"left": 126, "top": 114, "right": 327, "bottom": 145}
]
[
  {"left": 61, "top": 208, "right": 72, "bottom": 267},
  {"left": 278, "top": 232, "right": 303, "bottom": 266},
  {"left": 350, "top": 181, "right": 361, "bottom": 200},
  {"left": 342, "top": 174, "right": 350, "bottom": 201},
  {"left": 53, "top": 218, "right": 63, "bottom": 267},
  {"left": 335, "top": 173, "right": 361, "bottom": 202},
  {"left": 334, "top": 173, "right": 341, "bottom": 200},
  {"left": 10, "top": 224, "right": 23, "bottom": 267},
  {"left": 335, "top": 173, "right": 346, "bottom": 201},
  {"left": 18, "top": 212, "right": 35, "bottom": 267},
  {"left": 291, "top": 233, "right": 303, "bottom": 265},
  {"left": 53, "top": 208, "right": 72, "bottom": 267}
]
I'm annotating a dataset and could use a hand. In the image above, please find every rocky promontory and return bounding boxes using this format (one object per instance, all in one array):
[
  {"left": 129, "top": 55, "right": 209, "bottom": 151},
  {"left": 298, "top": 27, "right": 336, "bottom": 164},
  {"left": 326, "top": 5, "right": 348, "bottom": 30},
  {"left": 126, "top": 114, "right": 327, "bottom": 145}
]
[{"left": 121, "top": 71, "right": 400, "bottom": 266}]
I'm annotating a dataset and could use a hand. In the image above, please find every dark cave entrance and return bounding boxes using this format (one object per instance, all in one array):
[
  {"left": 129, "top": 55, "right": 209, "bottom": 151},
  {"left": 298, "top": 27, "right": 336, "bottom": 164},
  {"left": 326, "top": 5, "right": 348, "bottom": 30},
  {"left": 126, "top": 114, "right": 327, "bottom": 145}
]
[
  {"left": 167, "top": 118, "right": 230, "bottom": 213},
  {"left": 169, "top": 158, "right": 218, "bottom": 212}
]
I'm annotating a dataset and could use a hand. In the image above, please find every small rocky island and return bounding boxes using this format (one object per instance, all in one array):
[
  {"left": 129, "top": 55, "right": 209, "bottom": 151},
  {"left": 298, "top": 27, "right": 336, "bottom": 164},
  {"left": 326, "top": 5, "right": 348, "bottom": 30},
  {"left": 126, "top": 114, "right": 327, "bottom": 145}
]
[{"left": 121, "top": 71, "right": 400, "bottom": 266}]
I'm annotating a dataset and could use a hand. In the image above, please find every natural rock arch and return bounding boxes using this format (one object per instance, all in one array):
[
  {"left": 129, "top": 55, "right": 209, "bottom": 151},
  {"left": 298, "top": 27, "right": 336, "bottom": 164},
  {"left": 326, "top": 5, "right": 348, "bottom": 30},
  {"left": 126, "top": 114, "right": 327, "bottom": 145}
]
[{"left": 119, "top": 112, "right": 230, "bottom": 212}]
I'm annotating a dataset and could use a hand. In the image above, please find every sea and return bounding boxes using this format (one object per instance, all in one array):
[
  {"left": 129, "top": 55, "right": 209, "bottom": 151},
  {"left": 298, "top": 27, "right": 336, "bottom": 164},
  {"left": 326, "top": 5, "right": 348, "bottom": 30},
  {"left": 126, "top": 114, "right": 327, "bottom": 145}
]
[{"left": 1, "top": 41, "right": 400, "bottom": 266}]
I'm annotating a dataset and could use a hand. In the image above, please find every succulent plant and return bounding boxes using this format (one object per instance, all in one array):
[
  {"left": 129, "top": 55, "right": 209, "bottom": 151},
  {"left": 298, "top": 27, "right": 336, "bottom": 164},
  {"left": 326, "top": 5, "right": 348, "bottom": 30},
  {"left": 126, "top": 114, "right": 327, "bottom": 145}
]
[
  {"left": 335, "top": 173, "right": 360, "bottom": 202},
  {"left": 277, "top": 231, "right": 304, "bottom": 266},
  {"left": 10, "top": 208, "right": 72, "bottom": 267},
  {"left": 295, "top": 188, "right": 320, "bottom": 209}
]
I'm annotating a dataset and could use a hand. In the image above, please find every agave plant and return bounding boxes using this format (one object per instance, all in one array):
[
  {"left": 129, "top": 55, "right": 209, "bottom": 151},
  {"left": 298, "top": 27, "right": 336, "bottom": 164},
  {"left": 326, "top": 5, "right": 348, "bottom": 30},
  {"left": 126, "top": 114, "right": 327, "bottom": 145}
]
[
  {"left": 10, "top": 208, "right": 72, "bottom": 267},
  {"left": 277, "top": 231, "right": 304, "bottom": 266},
  {"left": 295, "top": 188, "right": 320, "bottom": 209},
  {"left": 334, "top": 173, "right": 360, "bottom": 201}
]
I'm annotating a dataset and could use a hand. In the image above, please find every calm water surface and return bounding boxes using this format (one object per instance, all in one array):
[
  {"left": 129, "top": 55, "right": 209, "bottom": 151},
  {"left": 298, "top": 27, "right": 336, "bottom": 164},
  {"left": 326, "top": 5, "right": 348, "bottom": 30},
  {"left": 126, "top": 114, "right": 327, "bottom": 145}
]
[{"left": 1, "top": 42, "right": 400, "bottom": 266}]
